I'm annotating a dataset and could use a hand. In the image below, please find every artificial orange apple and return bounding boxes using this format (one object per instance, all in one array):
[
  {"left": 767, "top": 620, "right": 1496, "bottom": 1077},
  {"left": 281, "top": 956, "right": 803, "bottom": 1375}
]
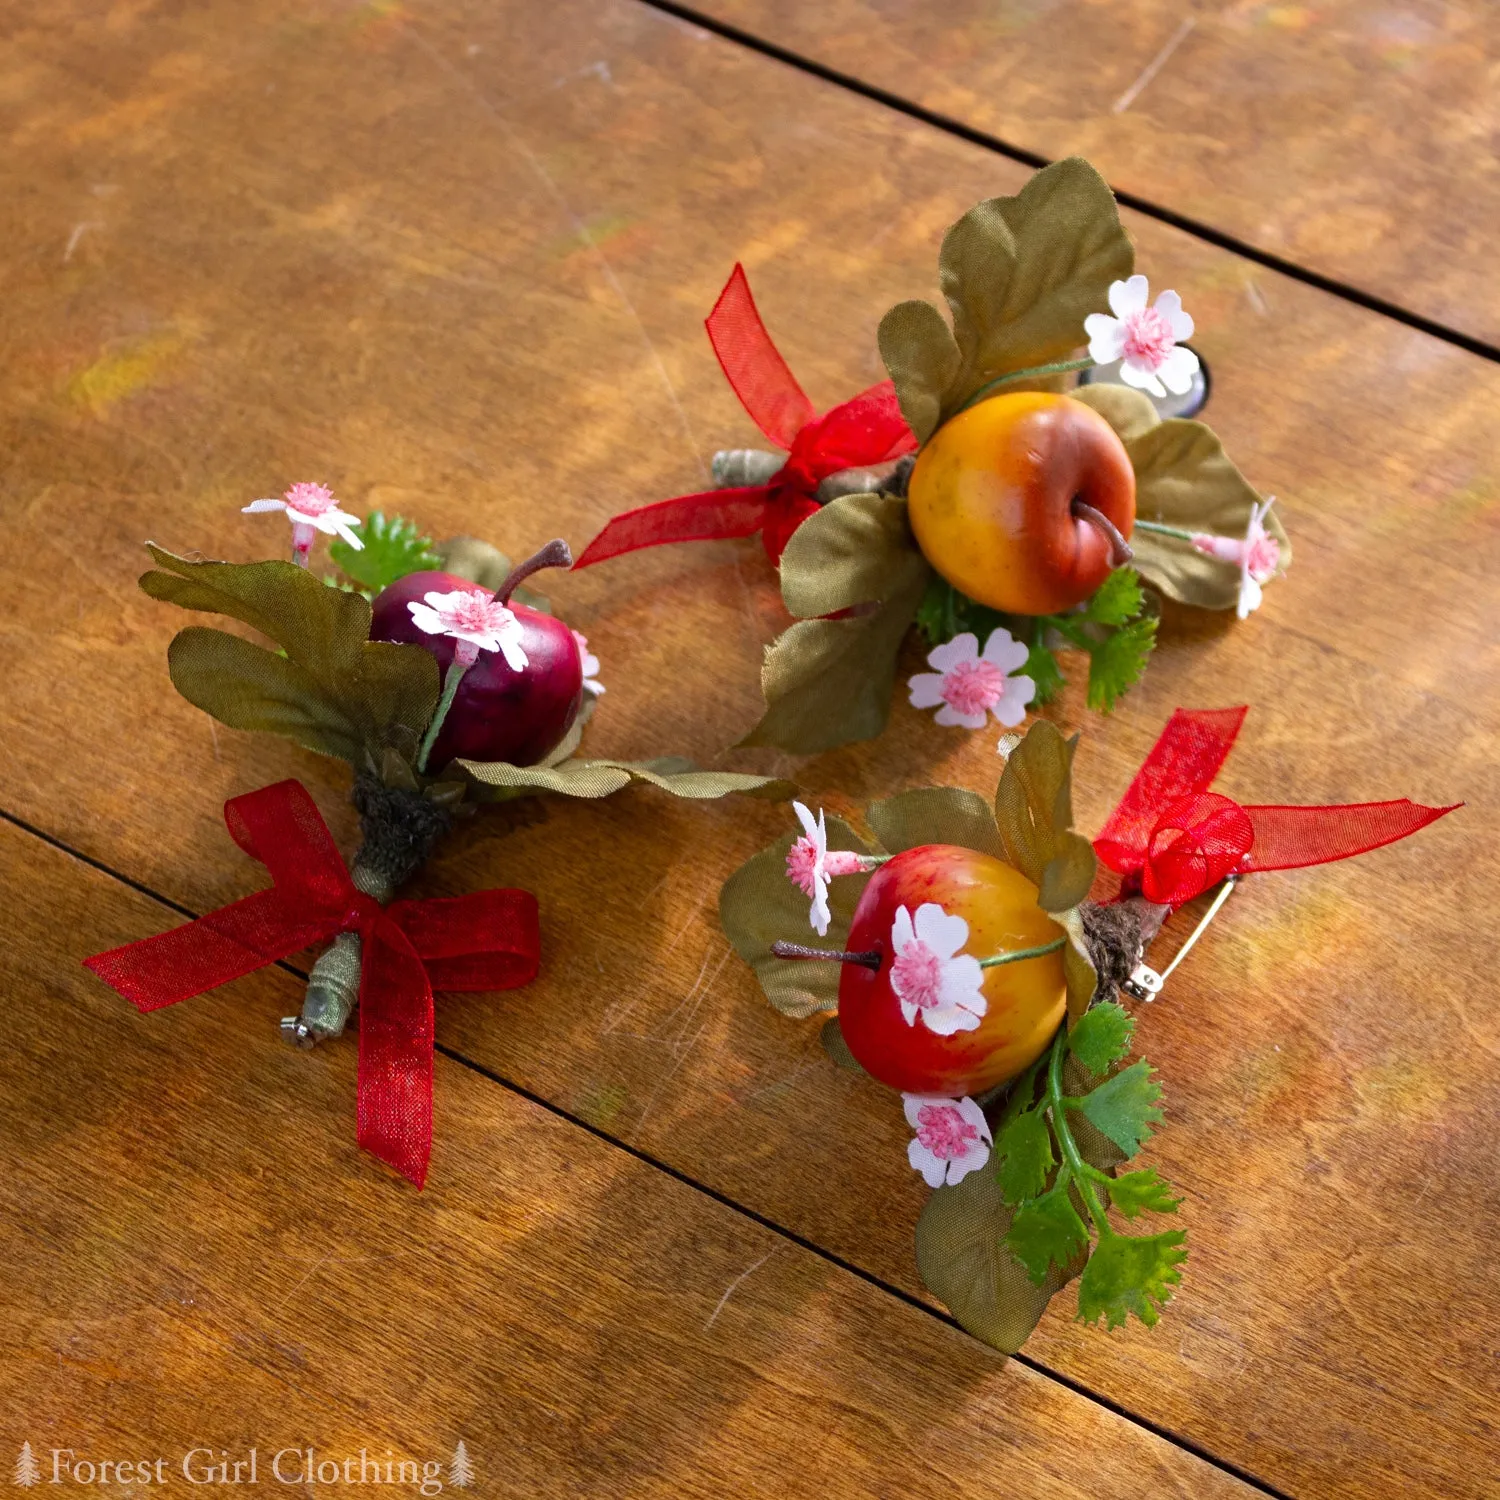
[
  {"left": 836, "top": 844, "right": 1067, "bottom": 1096},
  {"left": 907, "top": 391, "right": 1136, "bottom": 616}
]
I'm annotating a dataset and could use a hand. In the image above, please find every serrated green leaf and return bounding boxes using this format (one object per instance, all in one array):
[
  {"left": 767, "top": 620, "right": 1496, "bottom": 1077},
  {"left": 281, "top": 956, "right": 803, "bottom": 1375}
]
[
  {"left": 329, "top": 512, "right": 441, "bottom": 592},
  {"left": 915, "top": 1159, "right": 1078, "bottom": 1355},
  {"left": 141, "top": 546, "right": 438, "bottom": 764},
  {"left": 1007, "top": 1184, "right": 1091, "bottom": 1286},
  {"left": 1086, "top": 616, "right": 1157, "bottom": 713},
  {"left": 1081, "top": 567, "right": 1144, "bottom": 628},
  {"left": 1074, "top": 1059, "right": 1163, "bottom": 1158},
  {"left": 1067, "top": 1001, "right": 1133, "bottom": 1077},
  {"left": 1126, "top": 419, "right": 1290, "bottom": 609},
  {"left": 994, "top": 1109, "right": 1054, "bottom": 1205},
  {"left": 866, "top": 787, "right": 1002, "bottom": 859},
  {"left": 1023, "top": 638, "right": 1066, "bottom": 704},
  {"left": 1076, "top": 1227, "right": 1187, "bottom": 1329},
  {"left": 878, "top": 299, "right": 962, "bottom": 445},
  {"left": 1106, "top": 1167, "right": 1182, "bottom": 1220},
  {"left": 718, "top": 820, "right": 874, "bottom": 1019}
]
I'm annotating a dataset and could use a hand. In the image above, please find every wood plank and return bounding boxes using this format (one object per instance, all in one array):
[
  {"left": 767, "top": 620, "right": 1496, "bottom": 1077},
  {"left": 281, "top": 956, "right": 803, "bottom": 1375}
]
[
  {"left": 0, "top": 821, "right": 1259, "bottom": 1499},
  {"left": 689, "top": 0, "right": 1500, "bottom": 345},
  {"left": 1, "top": 1, "right": 1496, "bottom": 1496}
]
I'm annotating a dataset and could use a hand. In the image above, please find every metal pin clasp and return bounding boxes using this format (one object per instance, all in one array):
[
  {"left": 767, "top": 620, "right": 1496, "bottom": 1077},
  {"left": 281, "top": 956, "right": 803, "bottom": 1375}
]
[{"left": 1122, "top": 875, "right": 1239, "bottom": 1003}]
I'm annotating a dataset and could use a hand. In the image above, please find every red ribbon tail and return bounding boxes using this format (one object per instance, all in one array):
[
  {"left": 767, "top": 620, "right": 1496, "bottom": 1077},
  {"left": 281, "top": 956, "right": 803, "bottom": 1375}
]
[
  {"left": 357, "top": 920, "right": 435, "bottom": 1189},
  {"left": 707, "top": 264, "right": 817, "bottom": 449},
  {"left": 1243, "top": 800, "right": 1461, "bottom": 874},
  {"left": 572, "top": 487, "right": 773, "bottom": 569},
  {"left": 83, "top": 889, "right": 335, "bottom": 1012}
]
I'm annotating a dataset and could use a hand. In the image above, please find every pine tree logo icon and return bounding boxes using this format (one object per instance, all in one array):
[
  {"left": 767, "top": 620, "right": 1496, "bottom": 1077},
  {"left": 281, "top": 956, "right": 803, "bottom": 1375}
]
[
  {"left": 448, "top": 1441, "right": 473, "bottom": 1489},
  {"left": 14, "top": 1445, "right": 40, "bottom": 1488}
]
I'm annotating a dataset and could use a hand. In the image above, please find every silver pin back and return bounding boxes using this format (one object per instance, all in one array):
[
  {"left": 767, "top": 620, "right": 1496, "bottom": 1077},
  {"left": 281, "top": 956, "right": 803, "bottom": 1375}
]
[{"left": 1122, "top": 875, "right": 1238, "bottom": 1002}]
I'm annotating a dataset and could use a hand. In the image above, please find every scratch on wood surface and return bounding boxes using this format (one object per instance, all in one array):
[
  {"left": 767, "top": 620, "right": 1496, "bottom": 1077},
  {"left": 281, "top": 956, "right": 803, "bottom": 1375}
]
[
  {"left": 64, "top": 221, "right": 103, "bottom": 262},
  {"left": 703, "top": 1247, "right": 777, "bottom": 1331},
  {"left": 403, "top": 23, "right": 705, "bottom": 477},
  {"left": 1112, "top": 16, "right": 1196, "bottom": 115}
]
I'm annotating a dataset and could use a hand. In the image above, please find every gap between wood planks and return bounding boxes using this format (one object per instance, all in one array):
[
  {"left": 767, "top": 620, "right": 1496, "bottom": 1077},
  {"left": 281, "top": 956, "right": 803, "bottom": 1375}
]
[
  {"left": 0, "top": 803, "right": 1294, "bottom": 1500},
  {"left": 636, "top": 0, "right": 1500, "bottom": 368}
]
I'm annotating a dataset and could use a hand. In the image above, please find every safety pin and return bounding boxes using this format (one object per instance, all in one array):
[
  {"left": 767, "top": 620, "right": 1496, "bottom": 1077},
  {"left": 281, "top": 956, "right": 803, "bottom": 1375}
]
[{"left": 1122, "top": 875, "right": 1239, "bottom": 1002}]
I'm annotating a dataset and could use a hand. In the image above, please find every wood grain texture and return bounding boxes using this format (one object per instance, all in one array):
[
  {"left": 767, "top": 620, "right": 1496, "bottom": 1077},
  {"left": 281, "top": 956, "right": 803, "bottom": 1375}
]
[
  {"left": 1, "top": 821, "right": 1260, "bottom": 1498},
  {"left": 0, "top": 1, "right": 1496, "bottom": 1496},
  {"left": 692, "top": 0, "right": 1500, "bottom": 344}
]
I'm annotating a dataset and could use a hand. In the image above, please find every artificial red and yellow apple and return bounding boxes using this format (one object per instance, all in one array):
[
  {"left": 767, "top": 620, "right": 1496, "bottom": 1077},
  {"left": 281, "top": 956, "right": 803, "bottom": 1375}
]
[
  {"left": 907, "top": 391, "right": 1136, "bottom": 616},
  {"left": 370, "top": 561, "right": 583, "bottom": 769},
  {"left": 836, "top": 843, "right": 1067, "bottom": 1096}
]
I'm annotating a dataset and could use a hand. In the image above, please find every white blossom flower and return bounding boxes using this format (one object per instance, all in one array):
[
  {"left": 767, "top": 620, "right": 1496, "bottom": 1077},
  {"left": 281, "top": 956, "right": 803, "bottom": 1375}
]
[
  {"left": 908, "top": 629, "right": 1036, "bottom": 731},
  {"left": 1192, "top": 497, "right": 1281, "bottom": 620},
  {"left": 573, "top": 631, "right": 605, "bottom": 697},
  {"left": 903, "top": 1094, "right": 993, "bottom": 1188},
  {"left": 785, "top": 802, "right": 870, "bottom": 937},
  {"left": 889, "top": 903, "right": 987, "bottom": 1035},
  {"left": 1084, "top": 276, "right": 1200, "bottom": 399},
  {"left": 243, "top": 481, "right": 364, "bottom": 564},
  {"left": 408, "top": 588, "right": 529, "bottom": 670}
]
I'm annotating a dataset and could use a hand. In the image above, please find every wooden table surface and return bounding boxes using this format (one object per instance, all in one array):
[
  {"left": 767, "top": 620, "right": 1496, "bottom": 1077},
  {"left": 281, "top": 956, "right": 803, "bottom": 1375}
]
[
  {"left": 3, "top": 2, "right": 1496, "bottom": 1497},
  {"left": 688, "top": 0, "right": 1500, "bottom": 349}
]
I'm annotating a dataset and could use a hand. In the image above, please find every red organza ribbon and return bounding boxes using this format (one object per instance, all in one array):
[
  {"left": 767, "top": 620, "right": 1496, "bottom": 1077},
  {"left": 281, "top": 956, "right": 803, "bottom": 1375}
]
[
  {"left": 83, "top": 781, "right": 539, "bottom": 1188},
  {"left": 1096, "top": 707, "right": 1460, "bottom": 906},
  {"left": 573, "top": 264, "right": 916, "bottom": 568}
]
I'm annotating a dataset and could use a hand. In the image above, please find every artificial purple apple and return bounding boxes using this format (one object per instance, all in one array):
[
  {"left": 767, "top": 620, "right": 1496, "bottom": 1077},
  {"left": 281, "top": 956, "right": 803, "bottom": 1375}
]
[{"left": 370, "top": 540, "right": 584, "bottom": 770}]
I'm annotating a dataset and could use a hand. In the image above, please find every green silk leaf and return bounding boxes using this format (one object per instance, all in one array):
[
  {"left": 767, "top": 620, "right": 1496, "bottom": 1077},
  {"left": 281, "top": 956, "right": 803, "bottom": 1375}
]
[
  {"left": 1006, "top": 1184, "right": 1091, "bottom": 1285},
  {"left": 994, "top": 1109, "right": 1055, "bottom": 1206},
  {"left": 1073, "top": 1059, "right": 1164, "bottom": 1158},
  {"left": 1075, "top": 1227, "right": 1188, "bottom": 1330},
  {"left": 866, "top": 787, "right": 1004, "bottom": 860},
  {"left": 1105, "top": 1167, "right": 1183, "bottom": 1220},
  {"left": 1067, "top": 1001, "right": 1134, "bottom": 1077}
]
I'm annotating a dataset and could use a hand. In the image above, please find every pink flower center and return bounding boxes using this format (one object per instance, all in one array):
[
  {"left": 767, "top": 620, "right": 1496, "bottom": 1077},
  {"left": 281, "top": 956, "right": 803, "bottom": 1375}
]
[
  {"left": 891, "top": 939, "right": 944, "bottom": 1011},
  {"left": 915, "top": 1103, "right": 980, "bottom": 1160},
  {"left": 437, "top": 590, "right": 513, "bottom": 636},
  {"left": 941, "top": 659, "right": 1007, "bottom": 717},
  {"left": 786, "top": 837, "right": 819, "bottom": 897},
  {"left": 283, "top": 482, "right": 339, "bottom": 517},
  {"left": 1121, "top": 307, "right": 1175, "bottom": 370},
  {"left": 1245, "top": 534, "right": 1280, "bottom": 583}
]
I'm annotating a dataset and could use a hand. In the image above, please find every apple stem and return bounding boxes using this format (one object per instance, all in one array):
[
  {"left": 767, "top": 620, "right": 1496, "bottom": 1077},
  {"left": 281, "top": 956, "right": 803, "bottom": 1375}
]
[
  {"left": 1071, "top": 497, "right": 1134, "bottom": 567},
  {"left": 771, "top": 939, "right": 882, "bottom": 971},
  {"left": 495, "top": 538, "right": 574, "bottom": 604},
  {"left": 416, "top": 659, "right": 471, "bottom": 774},
  {"left": 979, "top": 936, "right": 1067, "bottom": 968}
]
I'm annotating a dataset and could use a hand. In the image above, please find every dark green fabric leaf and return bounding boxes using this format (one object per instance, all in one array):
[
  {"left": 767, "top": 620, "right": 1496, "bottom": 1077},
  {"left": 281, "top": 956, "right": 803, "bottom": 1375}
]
[
  {"left": 877, "top": 298, "right": 962, "bottom": 445},
  {"left": 1038, "top": 832, "right": 1098, "bottom": 913},
  {"left": 820, "top": 1016, "right": 866, "bottom": 1073},
  {"left": 866, "top": 787, "right": 1003, "bottom": 859},
  {"left": 914, "top": 1161, "right": 1079, "bottom": 1355},
  {"left": 460, "top": 756, "right": 790, "bottom": 802},
  {"left": 745, "top": 555, "right": 930, "bottom": 756},
  {"left": 166, "top": 627, "right": 361, "bottom": 760},
  {"left": 994, "top": 719, "right": 1078, "bottom": 887},
  {"left": 1126, "top": 419, "right": 1291, "bottom": 608},
  {"left": 719, "top": 820, "right": 874, "bottom": 1018},
  {"left": 778, "top": 492, "right": 925, "bottom": 620},
  {"left": 141, "top": 546, "right": 438, "bottom": 764},
  {"left": 939, "top": 159, "right": 1133, "bottom": 422}
]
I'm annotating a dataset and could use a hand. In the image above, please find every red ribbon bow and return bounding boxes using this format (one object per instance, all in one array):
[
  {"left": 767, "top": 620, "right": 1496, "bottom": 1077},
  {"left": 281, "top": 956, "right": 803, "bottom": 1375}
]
[
  {"left": 573, "top": 264, "right": 916, "bottom": 569},
  {"left": 83, "top": 781, "right": 539, "bottom": 1188},
  {"left": 1095, "top": 706, "right": 1460, "bottom": 906}
]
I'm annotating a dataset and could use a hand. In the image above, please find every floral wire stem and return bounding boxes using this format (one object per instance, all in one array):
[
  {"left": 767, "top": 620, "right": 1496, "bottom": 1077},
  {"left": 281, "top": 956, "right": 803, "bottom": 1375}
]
[
  {"left": 1046, "top": 1024, "right": 1115, "bottom": 1234},
  {"left": 416, "top": 652, "right": 475, "bottom": 774},
  {"left": 1133, "top": 519, "right": 1197, "bottom": 542},
  {"left": 955, "top": 357, "right": 1097, "bottom": 416},
  {"left": 771, "top": 940, "right": 882, "bottom": 970},
  {"left": 978, "top": 937, "right": 1067, "bottom": 968}
]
